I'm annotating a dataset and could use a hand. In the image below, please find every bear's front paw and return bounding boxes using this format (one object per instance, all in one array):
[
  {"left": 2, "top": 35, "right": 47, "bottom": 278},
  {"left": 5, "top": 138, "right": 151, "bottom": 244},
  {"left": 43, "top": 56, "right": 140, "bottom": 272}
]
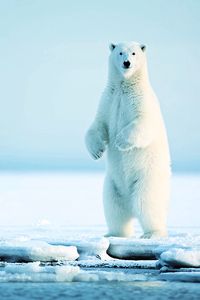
[
  {"left": 86, "top": 136, "right": 106, "bottom": 160},
  {"left": 91, "top": 147, "right": 105, "bottom": 160},
  {"left": 88, "top": 143, "right": 105, "bottom": 160},
  {"left": 115, "top": 133, "right": 134, "bottom": 151}
]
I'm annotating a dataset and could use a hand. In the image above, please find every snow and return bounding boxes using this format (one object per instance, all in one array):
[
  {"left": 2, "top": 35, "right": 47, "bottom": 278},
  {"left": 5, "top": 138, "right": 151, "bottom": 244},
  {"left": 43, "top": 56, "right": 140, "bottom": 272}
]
[
  {"left": 0, "top": 172, "right": 199, "bottom": 228},
  {"left": 0, "top": 240, "right": 79, "bottom": 262},
  {"left": 0, "top": 172, "right": 105, "bottom": 227}
]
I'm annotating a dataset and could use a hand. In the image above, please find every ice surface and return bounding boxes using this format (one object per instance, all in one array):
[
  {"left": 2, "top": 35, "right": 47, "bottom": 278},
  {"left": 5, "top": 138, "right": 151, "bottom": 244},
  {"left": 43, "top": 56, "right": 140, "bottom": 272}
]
[
  {"left": 160, "top": 248, "right": 200, "bottom": 267},
  {"left": 69, "top": 259, "right": 157, "bottom": 269},
  {"left": 160, "top": 272, "right": 200, "bottom": 283},
  {"left": 0, "top": 172, "right": 199, "bottom": 284},
  {"left": 0, "top": 241, "right": 79, "bottom": 262},
  {"left": 0, "top": 263, "right": 148, "bottom": 282}
]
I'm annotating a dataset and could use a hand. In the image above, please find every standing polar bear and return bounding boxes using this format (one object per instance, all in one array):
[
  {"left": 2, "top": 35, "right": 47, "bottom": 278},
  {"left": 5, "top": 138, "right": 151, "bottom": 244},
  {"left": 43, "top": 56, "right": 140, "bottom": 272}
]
[{"left": 85, "top": 41, "right": 171, "bottom": 238}]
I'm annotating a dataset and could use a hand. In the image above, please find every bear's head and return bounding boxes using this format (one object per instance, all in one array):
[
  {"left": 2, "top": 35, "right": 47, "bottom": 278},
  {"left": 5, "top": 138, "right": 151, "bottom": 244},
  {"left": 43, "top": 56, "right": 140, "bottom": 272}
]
[{"left": 109, "top": 41, "right": 146, "bottom": 79}]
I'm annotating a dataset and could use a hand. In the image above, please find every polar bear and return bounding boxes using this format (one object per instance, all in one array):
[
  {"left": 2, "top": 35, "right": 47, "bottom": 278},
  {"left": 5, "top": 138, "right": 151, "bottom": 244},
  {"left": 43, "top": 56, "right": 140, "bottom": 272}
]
[{"left": 85, "top": 41, "right": 171, "bottom": 238}]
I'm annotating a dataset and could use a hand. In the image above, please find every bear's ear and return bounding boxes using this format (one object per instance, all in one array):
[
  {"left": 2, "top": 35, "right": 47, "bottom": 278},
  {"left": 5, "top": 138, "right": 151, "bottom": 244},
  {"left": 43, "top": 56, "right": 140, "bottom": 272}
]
[
  {"left": 140, "top": 44, "right": 146, "bottom": 52},
  {"left": 109, "top": 43, "right": 116, "bottom": 51}
]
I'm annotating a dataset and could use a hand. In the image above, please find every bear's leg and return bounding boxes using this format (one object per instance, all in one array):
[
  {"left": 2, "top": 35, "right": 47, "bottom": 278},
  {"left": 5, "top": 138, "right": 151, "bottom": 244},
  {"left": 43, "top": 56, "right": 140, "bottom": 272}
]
[
  {"left": 103, "top": 177, "right": 134, "bottom": 237},
  {"left": 134, "top": 173, "right": 170, "bottom": 239}
]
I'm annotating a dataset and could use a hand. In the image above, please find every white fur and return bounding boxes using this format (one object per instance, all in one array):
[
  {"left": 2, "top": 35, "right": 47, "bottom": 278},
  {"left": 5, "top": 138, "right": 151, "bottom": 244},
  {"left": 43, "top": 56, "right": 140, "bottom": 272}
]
[{"left": 85, "top": 42, "right": 171, "bottom": 238}]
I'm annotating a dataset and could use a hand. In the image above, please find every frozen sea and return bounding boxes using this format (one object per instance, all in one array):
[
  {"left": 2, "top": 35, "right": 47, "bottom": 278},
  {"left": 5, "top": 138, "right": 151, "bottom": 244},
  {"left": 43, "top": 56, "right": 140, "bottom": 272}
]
[{"left": 0, "top": 172, "right": 199, "bottom": 299}]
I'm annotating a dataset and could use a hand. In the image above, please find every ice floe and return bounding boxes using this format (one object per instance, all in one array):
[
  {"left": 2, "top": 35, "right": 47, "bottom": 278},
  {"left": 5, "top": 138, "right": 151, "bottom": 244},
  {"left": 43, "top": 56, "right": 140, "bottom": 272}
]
[
  {"left": 0, "top": 226, "right": 200, "bottom": 283},
  {"left": 0, "top": 241, "right": 79, "bottom": 262},
  {"left": 107, "top": 235, "right": 200, "bottom": 260},
  {"left": 46, "top": 237, "right": 110, "bottom": 260},
  {"left": 0, "top": 262, "right": 148, "bottom": 282},
  {"left": 159, "top": 248, "right": 200, "bottom": 268}
]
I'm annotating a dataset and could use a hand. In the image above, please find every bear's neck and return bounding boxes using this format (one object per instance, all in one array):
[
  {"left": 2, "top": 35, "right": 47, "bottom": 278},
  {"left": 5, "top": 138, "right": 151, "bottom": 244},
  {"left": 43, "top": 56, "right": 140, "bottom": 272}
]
[{"left": 108, "top": 61, "right": 151, "bottom": 93}]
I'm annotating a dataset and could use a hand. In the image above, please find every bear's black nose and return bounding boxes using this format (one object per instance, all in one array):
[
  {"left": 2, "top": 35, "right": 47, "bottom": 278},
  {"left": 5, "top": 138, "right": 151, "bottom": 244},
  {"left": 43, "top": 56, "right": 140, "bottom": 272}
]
[{"left": 123, "top": 60, "right": 130, "bottom": 68}]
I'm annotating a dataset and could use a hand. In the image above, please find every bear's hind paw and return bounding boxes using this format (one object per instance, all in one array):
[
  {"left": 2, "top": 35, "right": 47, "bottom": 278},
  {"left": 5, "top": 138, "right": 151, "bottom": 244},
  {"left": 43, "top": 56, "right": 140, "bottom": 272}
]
[{"left": 140, "top": 231, "right": 168, "bottom": 239}]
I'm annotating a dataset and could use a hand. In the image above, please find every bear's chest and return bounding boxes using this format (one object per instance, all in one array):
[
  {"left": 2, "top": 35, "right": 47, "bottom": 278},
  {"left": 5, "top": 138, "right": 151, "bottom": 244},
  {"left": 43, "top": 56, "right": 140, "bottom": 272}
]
[{"left": 108, "top": 89, "right": 138, "bottom": 138}]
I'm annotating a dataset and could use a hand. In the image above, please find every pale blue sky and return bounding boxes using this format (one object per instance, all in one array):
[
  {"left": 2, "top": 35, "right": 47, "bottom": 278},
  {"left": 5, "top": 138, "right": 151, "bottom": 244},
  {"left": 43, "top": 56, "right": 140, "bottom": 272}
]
[{"left": 0, "top": 0, "right": 199, "bottom": 171}]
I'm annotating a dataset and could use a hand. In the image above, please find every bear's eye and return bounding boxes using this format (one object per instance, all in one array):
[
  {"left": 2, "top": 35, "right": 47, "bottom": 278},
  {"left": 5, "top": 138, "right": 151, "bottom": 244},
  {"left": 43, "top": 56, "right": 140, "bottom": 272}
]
[
  {"left": 119, "top": 52, "right": 122, "bottom": 55},
  {"left": 132, "top": 52, "right": 135, "bottom": 55}
]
